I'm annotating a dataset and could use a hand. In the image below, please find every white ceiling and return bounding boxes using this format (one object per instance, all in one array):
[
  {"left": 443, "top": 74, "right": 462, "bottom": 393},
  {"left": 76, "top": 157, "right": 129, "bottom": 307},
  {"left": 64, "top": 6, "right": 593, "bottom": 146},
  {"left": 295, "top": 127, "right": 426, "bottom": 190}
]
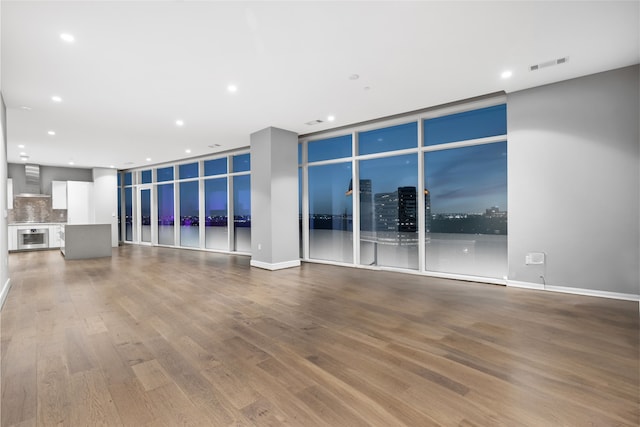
[{"left": 2, "top": 1, "right": 638, "bottom": 170}]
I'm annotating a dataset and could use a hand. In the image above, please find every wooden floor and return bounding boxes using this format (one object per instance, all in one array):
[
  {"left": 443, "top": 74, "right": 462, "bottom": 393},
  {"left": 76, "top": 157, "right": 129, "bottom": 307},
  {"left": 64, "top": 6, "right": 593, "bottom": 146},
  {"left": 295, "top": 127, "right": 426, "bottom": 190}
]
[{"left": 1, "top": 246, "right": 638, "bottom": 426}]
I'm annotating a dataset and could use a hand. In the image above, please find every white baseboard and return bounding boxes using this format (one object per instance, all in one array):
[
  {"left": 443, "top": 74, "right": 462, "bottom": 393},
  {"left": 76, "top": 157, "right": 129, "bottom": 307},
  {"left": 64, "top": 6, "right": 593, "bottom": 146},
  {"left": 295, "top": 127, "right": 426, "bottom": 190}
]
[
  {"left": 250, "top": 259, "right": 301, "bottom": 271},
  {"left": 0, "top": 278, "right": 11, "bottom": 310},
  {"left": 507, "top": 280, "right": 639, "bottom": 302}
]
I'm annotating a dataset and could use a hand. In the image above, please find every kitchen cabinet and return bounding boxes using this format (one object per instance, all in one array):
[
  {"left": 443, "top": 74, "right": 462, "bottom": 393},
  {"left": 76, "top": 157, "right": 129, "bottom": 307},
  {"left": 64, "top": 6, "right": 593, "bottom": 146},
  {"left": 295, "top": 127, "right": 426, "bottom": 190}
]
[
  {"left": 8, "top": 225, "right": 18, "bottom": 251},
  {"left": 52, "top": 181, "right": 67, "bottom": 209},
  {"left": 61, "top": 224, "right": 111, "bottom": 259},
  {"left": 7, "top": 178, "right": 13, "bottom": 209},
  {"left": 49, "top": 225, "right": 61, "bottom": 248},
  {"left": 67, "top": 181, "right": 94, "bottom": 224}
]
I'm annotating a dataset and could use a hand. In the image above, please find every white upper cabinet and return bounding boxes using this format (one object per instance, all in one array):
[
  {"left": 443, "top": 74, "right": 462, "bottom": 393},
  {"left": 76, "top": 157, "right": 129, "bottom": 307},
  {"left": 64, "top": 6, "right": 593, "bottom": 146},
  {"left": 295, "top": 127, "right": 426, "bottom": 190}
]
[
  {"left": 52, "top": 180, "right": 68, "bottom": 209},
  {"left": 7, "top": 178, "right": 13, "bottom": 209}
]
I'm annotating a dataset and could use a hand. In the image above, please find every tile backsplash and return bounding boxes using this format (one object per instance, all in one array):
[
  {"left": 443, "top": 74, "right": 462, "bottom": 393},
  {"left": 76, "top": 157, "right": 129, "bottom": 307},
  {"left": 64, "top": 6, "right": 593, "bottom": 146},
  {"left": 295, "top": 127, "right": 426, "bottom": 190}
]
[{"left": 8, "top": 196, "right": 67, "bottom": 223}]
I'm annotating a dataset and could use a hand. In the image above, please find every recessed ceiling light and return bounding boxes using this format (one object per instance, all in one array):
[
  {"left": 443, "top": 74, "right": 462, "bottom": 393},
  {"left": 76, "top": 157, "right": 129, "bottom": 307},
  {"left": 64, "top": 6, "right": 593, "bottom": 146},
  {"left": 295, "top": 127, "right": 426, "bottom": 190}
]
[
  {"left": 501, "top": 70, "right": 513, "bottom": 79},
  {"left": 227, "top": 84, "right": 238, "bottom": 93},
  {"left": 18, "top": 144, "right": 25, "bottom": 148},
  {"left": 68, "top": 161, "right": 74, "bottom": 165},
  {"left": 20, "top": 106, "right": 32, "bottom": 111},
  {"left": 47, "top": 130, "right": 56, "bottom": 136},
  {"left": 21, "top": 156, "right": 29, "bottom": 162},
  {"left": 20, "top": 152, "right": 26, "bottom": 156},
  {"left": 60, "top": 33, "right": 75, "bottom": 43},
  {"left": 51, "top": 96, "right": 62, "bottom": 103},
  {"left": 176, "top": 119, "right": 184, "bottom": 126},
  {"left": 185, "top": 149, "right": 191, "bottom": 154},
  {"left": 349, "top": 74, "right": 360, "bottom": 80},
  {"left": 109, "top": 165, "right": 115, "bottom": 169},
  {"left": 146, "top": 158, "right": 152, "bottom": 162},
  {"left": 327, "top": 115, "right": 335, "bottom": 122}
]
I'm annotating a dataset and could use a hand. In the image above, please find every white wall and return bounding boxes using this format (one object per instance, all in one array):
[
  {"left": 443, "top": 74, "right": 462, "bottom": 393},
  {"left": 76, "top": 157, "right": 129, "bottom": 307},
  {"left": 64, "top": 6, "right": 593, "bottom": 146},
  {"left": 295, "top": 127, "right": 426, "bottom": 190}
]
[
  {"left": 507, "top": 65, "right": 639, "bottom": 296},
  {"left": 92, "top": 168, "right": 118, "bottom": 247}
]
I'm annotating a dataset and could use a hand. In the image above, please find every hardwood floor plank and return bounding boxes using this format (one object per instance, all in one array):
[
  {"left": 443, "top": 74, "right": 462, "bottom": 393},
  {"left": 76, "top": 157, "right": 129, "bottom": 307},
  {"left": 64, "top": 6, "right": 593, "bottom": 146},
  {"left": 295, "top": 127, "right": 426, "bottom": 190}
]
[{"left": 2, "top": 246, "right": 638, "bottom": 426}]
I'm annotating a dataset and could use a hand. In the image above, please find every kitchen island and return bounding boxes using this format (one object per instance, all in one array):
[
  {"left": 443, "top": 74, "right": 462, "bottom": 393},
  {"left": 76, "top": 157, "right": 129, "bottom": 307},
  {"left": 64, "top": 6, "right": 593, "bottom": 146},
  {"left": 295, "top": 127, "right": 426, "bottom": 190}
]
[{"left": 61, "top": 224, "right": 112, "bottom": 259}]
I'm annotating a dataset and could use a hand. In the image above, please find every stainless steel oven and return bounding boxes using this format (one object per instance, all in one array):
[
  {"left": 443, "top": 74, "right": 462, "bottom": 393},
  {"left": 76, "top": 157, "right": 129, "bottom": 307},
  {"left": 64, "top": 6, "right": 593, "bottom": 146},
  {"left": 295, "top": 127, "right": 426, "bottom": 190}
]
[{"left": 17, "top": 228, "right": 49, "bottom": 250}]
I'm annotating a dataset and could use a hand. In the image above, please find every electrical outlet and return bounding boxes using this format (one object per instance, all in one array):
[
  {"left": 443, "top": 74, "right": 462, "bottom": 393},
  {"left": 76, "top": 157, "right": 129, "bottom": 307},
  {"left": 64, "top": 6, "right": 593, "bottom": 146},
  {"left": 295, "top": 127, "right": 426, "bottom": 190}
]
[{"left": 525, "top": 252, "right": 545, "bottom": 265}]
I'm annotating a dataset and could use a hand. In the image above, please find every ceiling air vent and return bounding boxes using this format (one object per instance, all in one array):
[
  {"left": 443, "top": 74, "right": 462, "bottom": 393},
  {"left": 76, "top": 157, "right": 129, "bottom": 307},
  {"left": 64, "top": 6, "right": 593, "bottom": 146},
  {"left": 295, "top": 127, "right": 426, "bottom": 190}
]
[
  {"left": 305, "top": 119, "right": 324, "bottom": 126},
  {"left": 530, "top": 56, "right": 569, "bottom": 71}
]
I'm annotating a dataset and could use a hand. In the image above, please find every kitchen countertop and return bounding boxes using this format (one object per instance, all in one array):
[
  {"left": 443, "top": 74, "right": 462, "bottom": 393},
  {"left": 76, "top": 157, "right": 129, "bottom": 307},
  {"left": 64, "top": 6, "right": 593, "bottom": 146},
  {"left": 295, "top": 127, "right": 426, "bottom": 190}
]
[{"left": 9, "top": 222, "right": 67, "bottom": 226}]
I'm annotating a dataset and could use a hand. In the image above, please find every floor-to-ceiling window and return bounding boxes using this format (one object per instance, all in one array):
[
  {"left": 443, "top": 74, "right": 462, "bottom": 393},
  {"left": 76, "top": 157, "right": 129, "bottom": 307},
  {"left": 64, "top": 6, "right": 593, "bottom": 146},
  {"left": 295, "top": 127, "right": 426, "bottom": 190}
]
[
  {"left": 124, "top": 172, "right": 133, "bottom": 242},
  {"left": 423, "top": 105, "right": 507, "bottom": 278},
  {"left": 306, "top": 134, "right": 353, "bottom": 263},
  {"left": 117, "top": 172, "right": 122, "bottom": 242},
  {"left": 120, "top": 151, "right": 249, "bottom": 254},
  {"left": 157, "top": 166, "right": 175, "bottom": 246},
  {"left": 139, "top": 170, "right": 152, "bottom": 243},
  {"left": 232, "top": 153, "right": 251, "bottom": 252},
  {"left": 358, "top": 122, "right": 419, "bottom": 270},
  {"left": 299, "top": 100, "right": 508, "bottom": 282},
  {"left": 179, "top": 162, "right": 200, "bottom": 248}
]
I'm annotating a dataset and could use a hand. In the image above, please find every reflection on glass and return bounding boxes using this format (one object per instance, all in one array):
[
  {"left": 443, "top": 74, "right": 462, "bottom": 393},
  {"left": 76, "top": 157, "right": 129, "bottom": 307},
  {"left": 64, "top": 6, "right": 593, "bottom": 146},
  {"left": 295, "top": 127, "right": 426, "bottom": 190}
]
[
  {"left": 180, "top": 181, "right": 199, "bottom": 247},
  {"left": 233, "top": 175, "right": 251, "bottom": 252},
  {"left": 308, "top": 162, "right": 353, "bottom": 263},
  {"left": 125, "top": 187, "right": 132, "bottom": 241},
  {"left": 157, "top": 184, "right": 174, "bottom": 245},
  {"left": 141, "top": 189, "right": 151, "bottom": 242},
  {"left": 205, "top": 178, "right": 228, "bottom": 250},
  {"left": 424, "top": 142, "right": 507, "bottom": 278},
  {"left": 124, "top": 172, "right": 132, "bottom": 186},
  {"left": 359, "top": 154, "right": 418, "bottom": 269}
]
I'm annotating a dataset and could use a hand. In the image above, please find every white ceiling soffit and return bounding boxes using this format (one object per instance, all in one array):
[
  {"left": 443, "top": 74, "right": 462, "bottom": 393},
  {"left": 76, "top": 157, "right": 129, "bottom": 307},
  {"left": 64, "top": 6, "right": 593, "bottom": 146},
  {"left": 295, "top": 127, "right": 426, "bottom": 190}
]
[{"left": 2, "top": 1, "right": 638, "bottom": 169}]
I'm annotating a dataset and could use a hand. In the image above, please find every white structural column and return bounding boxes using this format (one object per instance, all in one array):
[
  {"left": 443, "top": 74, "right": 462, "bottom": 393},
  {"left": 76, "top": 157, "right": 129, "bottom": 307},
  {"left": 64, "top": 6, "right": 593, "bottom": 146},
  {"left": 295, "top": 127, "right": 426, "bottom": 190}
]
[{"left": 250, "top": 127, "right": 300, "bottom": 270}]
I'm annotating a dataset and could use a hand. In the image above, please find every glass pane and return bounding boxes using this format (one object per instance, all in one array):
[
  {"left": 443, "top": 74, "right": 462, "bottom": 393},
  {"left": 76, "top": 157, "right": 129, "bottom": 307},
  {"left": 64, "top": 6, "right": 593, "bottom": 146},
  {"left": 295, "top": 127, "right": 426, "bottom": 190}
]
[
  {"left": 141, "top": 189, "right": 151, "bottom": 242},
  {"left": 424, "top": 104, "right": 507, "bottom": 146},
  {"left": 233, "top": 175, "right": 251, "bottom": 252},
  {"left": 157, "top": 184, "right": 174, "bottom": 245},
  {"left": 299, "top": 167, "right": 303, "bottom": 257},
  {"left": 424, "top": 142, "right": 507, "bottom": 278},
  {"left": 117, "top": 173, "right": 121, "bottom": 187},
  {"left": 358, "top": 122, "right": 417, "bottom": 155},
  {"left": 180, "top": 181, "right": 199, "bottom": 247},
  {"left": 205, "top": 178, "right": 228, "bottom": 250},
  {"left": 141, "top": 170, "right": 152, "bottom": 184},
  {"left": 179, "top": 162, "right": 199, "bottom": 179},
  {"left": 157, "top": 166, "right": 174, "bottom": 182},
  {"left": 308, "top": 162, "right": 353, "bottom": 263},
  {"left": 298, "top": 143, "right": 303, "bottom": 165},
  {"left": 232, "top": 153, "right": 250, "bottom": 173},
  {"left": 308, "top": 134, "right": 352, "bottom": 162},
  {"left": 117, "top": 187, "right": 121, "bottom": 242},
  {"left": 124, "top": 172, "right": 132, "bottom": 186},
  {"left": 359, "top": 154, "right": 418, "bottom": 269},
  {"left": 204, "top": 158, "right": 227, "bottom": 176},
  {"left": 125, "top": 187, "right": 132, "bottom": 241}
]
